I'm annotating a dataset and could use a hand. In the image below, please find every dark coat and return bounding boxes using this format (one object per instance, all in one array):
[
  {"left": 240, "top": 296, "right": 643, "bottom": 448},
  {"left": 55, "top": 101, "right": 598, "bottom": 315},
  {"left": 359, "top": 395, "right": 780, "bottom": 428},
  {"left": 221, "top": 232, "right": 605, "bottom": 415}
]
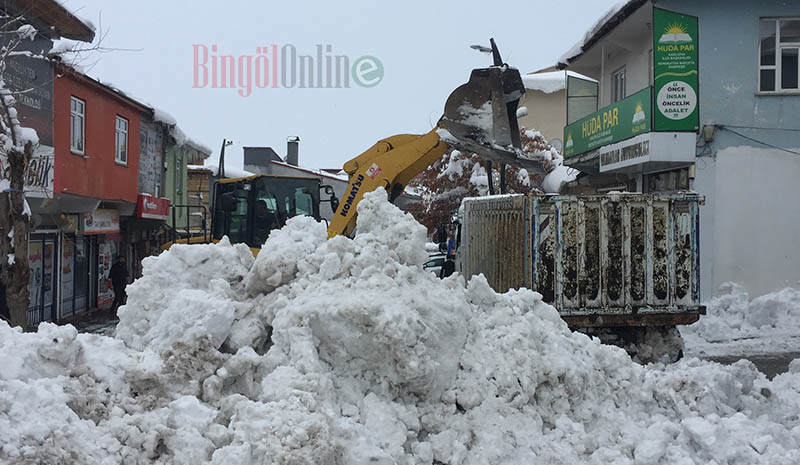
[
  {"left": 439, "top": 260, "right": 455, "bottom": 278},
  {"left": 109, "top": 262, "right": 129, "bottom": 288}
]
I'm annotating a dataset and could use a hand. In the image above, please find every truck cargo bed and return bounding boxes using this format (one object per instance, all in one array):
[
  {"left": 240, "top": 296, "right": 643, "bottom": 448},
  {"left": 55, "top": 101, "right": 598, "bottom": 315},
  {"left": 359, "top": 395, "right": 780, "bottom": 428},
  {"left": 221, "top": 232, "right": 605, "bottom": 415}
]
[{"left": 458, "top": 193, "right": 705, "bottom": 327}]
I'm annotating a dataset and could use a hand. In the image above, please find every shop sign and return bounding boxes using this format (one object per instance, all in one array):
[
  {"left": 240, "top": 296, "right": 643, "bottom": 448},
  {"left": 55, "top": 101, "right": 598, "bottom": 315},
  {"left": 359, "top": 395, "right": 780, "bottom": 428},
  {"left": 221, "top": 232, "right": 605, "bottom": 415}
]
[
  {"left": 136, "top": 195, "right": 170, "bottom": 220},
  {"left": 82, "top": 209, "right": 120, "bottom": 235},
  {"left": 563, "top": 87, "right": 651, "bottom": 158}
]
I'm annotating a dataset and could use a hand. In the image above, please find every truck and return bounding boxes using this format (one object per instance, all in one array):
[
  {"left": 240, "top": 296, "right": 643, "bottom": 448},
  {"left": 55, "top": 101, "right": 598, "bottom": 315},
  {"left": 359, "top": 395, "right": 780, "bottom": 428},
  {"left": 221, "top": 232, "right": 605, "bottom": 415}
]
[{"left": 457, "top": 192, "right": 705, "bottom": 361}]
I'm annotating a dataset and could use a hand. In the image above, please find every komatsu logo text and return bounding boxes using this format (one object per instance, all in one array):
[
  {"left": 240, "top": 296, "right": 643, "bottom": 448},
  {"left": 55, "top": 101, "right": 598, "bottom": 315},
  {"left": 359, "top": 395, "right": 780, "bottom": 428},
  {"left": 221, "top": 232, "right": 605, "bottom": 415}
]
[{"left": 340, "top": 174, "right": 365, "bottom": 217}]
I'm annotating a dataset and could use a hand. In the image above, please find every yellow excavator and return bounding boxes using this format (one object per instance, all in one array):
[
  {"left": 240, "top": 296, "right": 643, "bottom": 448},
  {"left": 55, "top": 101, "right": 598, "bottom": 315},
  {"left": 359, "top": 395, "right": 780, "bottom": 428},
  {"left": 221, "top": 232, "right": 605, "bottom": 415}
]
[
  {"left": 170, "top": 40, "right": 542, "bottom": 252},
  {"left": 327, "top": 39, "right": 544, "bottom": 238}
]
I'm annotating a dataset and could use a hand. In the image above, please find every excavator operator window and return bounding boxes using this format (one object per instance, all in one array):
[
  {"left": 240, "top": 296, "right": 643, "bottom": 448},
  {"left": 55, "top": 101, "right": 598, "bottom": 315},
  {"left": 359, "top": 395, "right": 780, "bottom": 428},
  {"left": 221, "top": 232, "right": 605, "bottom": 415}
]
[
  {"left": 252, "top": 193, "right": 281, "bottom": 247},
  {"left": 284, "top": 187, "right": 314, "bottom": 217},
  {"left": 293, "top": 188, "right": 315, "bottom": 217},
  {"left": 225, "top": 188, "right": 249, "bottom": 244}
]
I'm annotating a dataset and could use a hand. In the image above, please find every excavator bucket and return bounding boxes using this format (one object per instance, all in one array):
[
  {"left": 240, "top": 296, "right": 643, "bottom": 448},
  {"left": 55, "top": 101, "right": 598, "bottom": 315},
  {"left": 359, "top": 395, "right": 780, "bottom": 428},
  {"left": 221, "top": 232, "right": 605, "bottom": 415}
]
[{"left": 440, "top": 39, "right": 545, "bottom": 174}]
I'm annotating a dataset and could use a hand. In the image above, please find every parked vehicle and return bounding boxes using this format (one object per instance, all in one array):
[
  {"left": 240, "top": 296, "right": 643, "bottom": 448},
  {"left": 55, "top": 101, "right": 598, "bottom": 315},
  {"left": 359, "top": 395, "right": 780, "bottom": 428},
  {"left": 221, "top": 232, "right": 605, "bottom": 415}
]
[
  {"left": 457, "top": 192, "right": 705, "bottom": 360},
  {"left": 423, "top": 253, "right": 446, "bottom": 276}
]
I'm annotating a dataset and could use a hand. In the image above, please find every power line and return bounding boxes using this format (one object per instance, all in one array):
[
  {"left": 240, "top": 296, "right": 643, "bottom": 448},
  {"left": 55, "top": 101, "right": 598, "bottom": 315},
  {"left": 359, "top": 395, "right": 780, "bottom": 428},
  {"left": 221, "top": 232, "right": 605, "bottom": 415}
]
[
  {"left": 718, "top": 124, "right": 800, "bottom": 132},
  {"left": 717, "top": 126, "right": 800, "bottom": 156}
]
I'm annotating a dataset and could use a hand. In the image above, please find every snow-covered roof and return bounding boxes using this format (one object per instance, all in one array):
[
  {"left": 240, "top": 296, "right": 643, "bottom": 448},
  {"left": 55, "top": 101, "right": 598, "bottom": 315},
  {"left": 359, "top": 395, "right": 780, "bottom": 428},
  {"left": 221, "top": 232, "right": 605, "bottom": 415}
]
[
  {"left": 12, "top": 0, "right": 95, "bottom": 42},
  {"left": 557, "top": 0, "right": 646, "bottom": 67},
  {"left": 521, "top": 72, "right": 565, "bottom": 94},
  {"left": 152, "top": 107, "right": 212, "bottom": 156},
  {"left": 269, "top": 160, "right": 349, "bottom": 182},
  {"left": 189, "top": 164, "right": 254, "bottom": 178},
  {"left": 521, "top": 70, "right": 598, "bottom": 94}
]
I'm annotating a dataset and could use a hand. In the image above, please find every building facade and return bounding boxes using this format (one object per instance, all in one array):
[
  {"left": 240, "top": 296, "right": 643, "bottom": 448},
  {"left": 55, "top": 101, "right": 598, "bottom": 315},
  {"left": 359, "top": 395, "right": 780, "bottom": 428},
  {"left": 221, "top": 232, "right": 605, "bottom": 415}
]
[
  {"left": 558, "top": 0, "right": 800, "bottom": 300},
  {"left": 36, "top": 65, "right": 150, "bottom": 322}
]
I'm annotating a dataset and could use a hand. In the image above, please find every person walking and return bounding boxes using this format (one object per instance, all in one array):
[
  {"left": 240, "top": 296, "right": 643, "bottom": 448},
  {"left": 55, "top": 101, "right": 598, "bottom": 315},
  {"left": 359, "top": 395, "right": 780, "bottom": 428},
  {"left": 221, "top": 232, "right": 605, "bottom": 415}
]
[{"left": 110, "top": 255, "right": 129, "bottom": 314}]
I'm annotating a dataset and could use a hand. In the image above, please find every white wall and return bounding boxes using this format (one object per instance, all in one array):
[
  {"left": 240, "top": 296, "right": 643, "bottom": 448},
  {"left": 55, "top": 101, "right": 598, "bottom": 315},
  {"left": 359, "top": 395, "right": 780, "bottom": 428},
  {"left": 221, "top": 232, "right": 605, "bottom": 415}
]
[
  {"left": 600, "top": 45, "right": 650, "bottom": 107},
  {"left": 695, "top": 146, "right": 800, "bottom": 298},
  {"left": 518, "top": 89, "right": 566, "bottom": 143}
]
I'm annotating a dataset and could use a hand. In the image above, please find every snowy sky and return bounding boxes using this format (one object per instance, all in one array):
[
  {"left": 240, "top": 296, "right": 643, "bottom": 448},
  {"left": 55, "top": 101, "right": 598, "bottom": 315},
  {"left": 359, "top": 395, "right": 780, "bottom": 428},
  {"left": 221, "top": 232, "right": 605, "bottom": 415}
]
[{"left": 62, "top": 0, "right": 618, "bottom": 170}]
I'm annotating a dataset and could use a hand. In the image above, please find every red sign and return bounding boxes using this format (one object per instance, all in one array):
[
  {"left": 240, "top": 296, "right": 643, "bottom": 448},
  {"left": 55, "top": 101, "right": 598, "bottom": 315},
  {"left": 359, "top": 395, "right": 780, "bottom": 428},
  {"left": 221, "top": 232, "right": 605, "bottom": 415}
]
[{"left": 137, "top": 195, "right": 170, "bottom": 220}]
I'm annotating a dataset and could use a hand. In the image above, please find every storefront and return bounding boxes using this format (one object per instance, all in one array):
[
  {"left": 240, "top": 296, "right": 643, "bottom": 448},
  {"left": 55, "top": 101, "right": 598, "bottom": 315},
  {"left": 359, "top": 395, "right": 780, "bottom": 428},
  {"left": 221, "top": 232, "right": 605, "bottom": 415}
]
[
  {"left": 127, "top": 194, "right": 170, "bottom": 278},
  {"left": 25, "top": 208, "right": 125, "bottom": 325},
  {"left": 82, "top": 209, "right": 122, "bottom": 310},
  {"left": 26, "top": 232, "right": 58, "bottom": 327}
]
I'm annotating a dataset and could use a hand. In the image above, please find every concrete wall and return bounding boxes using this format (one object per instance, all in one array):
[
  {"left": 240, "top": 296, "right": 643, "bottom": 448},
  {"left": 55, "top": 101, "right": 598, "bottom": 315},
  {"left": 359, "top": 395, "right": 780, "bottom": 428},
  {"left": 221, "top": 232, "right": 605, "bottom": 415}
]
[
  {"left": 704, "top": 147, "right": 800, "bottom": 297},
  {"left": 518, "top": 89, "right": 566, "bottom": 144}
]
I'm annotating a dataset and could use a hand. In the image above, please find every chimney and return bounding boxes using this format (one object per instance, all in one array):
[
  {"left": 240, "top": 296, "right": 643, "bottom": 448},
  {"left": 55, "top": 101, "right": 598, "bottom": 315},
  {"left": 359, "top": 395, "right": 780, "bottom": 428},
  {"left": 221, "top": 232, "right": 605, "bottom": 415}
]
[{"left": 286, "top": 136, "right": 299, "bottom": 166}]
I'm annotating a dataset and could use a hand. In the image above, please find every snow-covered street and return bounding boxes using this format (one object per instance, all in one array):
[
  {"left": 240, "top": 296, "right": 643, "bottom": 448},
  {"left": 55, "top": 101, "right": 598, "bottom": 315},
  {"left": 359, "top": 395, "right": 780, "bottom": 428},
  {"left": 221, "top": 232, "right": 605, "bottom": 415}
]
[{"left": 3, "top": 192, "right": 799, "bottom": 464}]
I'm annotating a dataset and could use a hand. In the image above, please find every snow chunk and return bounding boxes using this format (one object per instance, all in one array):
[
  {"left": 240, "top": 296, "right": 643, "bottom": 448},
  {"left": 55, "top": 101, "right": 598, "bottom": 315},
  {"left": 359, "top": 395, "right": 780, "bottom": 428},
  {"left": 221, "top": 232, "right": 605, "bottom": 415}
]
[
  {"left": 681, "top": 283, "right": 800, "bottom": 357},
  {"left": 15, "top": 126, "right": 39, "bottom": 146},
  {"left": 15, "top": 24, "right": 37, "bottom": 41},
  {"left": 116, "top": 237, "right": 254, "bottom": 352}
]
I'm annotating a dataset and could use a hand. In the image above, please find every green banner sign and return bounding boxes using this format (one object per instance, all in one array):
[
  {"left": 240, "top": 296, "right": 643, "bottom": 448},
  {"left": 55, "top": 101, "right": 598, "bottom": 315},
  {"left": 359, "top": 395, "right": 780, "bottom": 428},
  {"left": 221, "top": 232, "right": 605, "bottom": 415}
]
[
  {"left": 563, "top": 87, "right": 651, "bottom": 158},
  {"left": 653, "top": 7, "right": 699, "bottom": 131}
]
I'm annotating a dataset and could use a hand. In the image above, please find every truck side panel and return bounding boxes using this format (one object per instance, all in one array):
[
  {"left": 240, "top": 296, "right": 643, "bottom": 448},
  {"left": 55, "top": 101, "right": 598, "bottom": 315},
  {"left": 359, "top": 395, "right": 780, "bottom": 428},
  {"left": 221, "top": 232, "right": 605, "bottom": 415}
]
[{"left": 461, "top": 193, "right": 704, "bottom": 322}]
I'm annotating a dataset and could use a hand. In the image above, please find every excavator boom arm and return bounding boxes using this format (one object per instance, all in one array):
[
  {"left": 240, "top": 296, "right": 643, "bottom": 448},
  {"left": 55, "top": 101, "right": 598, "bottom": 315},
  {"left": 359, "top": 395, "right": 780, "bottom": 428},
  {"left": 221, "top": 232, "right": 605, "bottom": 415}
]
[
  {"left": 327, "top": 39, "right": 541, "bottom": 239},
  {"left": 327, "top": 129, "right": 448, "bottom": 238}
]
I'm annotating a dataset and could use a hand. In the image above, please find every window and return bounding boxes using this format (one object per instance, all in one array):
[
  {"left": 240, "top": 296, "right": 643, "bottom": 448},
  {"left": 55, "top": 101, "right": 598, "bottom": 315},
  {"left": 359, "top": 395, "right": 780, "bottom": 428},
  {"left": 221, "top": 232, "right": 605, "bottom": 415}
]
[
  {"left": 70, "top": 97, "right": 84, "bottom": 154},
  {"left": 759, "top": 18, "right": 800, "bottom": 92},
  {"left": 646, "top": 167, "right": 690, "bottom": 193},
  {"left": 566, "top": 74, "right": 599, "bottom": 124},
  {"left": 115, "top": 116, "right": 128, "bottom": 164},
  {"left": 612, "top": 67, "right": 626, "bottom": 102}
]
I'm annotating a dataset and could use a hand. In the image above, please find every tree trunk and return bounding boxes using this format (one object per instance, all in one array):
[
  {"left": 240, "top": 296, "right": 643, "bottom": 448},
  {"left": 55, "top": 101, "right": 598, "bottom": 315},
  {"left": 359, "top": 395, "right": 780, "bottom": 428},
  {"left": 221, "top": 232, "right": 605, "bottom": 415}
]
[{"left": 1, "top": 141, "right": 32, "bottom": 329}]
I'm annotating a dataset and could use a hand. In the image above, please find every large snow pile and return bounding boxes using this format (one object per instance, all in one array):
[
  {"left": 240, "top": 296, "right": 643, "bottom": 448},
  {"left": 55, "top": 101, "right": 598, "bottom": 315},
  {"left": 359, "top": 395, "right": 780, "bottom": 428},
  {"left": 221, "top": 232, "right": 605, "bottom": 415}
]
[
  {"left": 2, "top": 190, "right": 800, "bottom": 464},
  {"left": 682, "top": 283, "right": 800, "bottom": 357}
]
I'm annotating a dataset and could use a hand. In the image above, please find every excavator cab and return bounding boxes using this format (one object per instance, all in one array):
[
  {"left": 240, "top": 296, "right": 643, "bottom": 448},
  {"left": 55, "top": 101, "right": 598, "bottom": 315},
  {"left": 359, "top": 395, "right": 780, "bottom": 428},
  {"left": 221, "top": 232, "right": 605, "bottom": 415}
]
[{"left": 212, "top": 174, "right": 322, "bottom": 249}]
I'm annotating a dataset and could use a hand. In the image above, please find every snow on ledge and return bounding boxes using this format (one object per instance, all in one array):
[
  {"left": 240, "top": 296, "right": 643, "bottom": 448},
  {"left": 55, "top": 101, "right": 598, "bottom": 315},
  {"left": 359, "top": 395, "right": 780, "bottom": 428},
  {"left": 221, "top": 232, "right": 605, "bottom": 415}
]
[
  {"left": 558, "top": 0, "right": 636, "bottom": 65},
  {"left": 522, "top": 71, "right": 598, "bottom": 94}
]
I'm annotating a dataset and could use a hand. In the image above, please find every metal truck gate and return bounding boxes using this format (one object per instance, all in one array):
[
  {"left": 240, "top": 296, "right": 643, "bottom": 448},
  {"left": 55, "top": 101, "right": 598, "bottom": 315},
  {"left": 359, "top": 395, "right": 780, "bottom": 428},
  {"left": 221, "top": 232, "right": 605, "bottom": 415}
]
[{"left": 460, "top": 193, "right": 704, "bottom": 325}]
